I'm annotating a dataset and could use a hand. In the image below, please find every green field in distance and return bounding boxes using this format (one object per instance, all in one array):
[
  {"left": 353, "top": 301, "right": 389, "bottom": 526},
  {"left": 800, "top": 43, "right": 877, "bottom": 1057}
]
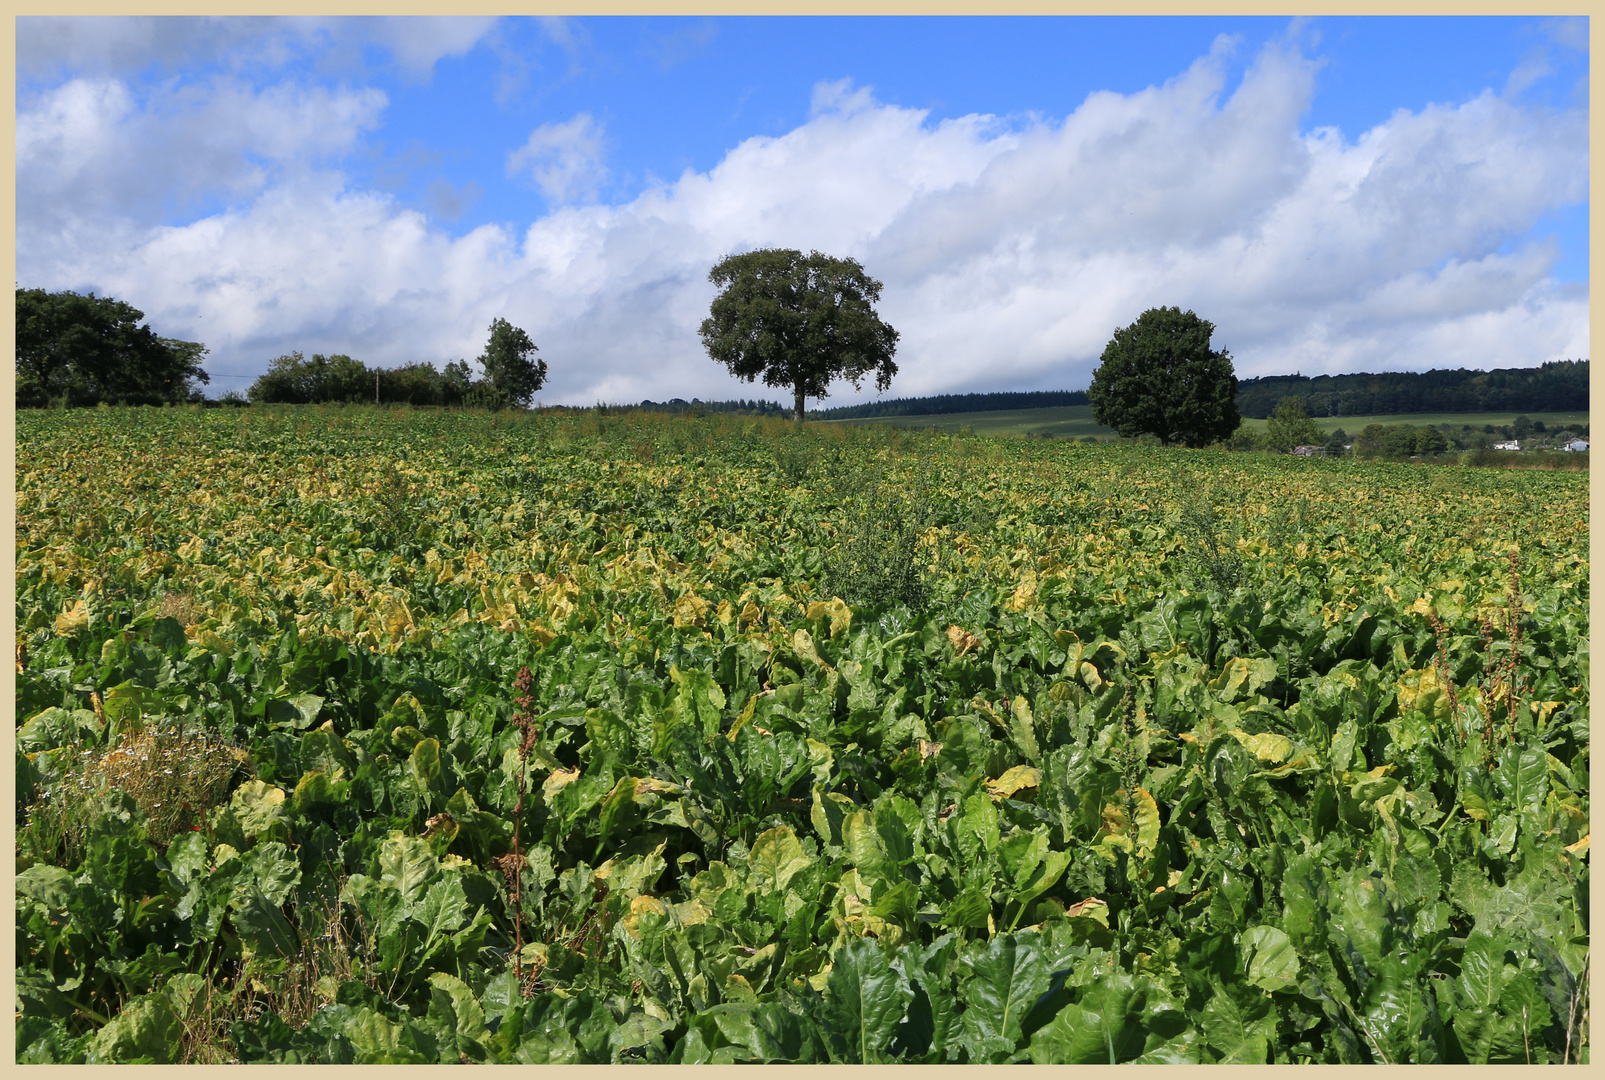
[{"left": 832, "top": 405, "right": 1589, "bottom": 439}]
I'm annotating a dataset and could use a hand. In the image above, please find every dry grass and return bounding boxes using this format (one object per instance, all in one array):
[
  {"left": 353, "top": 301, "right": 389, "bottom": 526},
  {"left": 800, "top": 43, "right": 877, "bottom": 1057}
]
[
  {"left": 174, "top": 895, "right": 361, "bottom": 1063},
  {"left": 156, "top": 590, "right": 208, "bottom": 626},
  {"left": 26, "top": 720, "right": 246, "bottom": 862}
]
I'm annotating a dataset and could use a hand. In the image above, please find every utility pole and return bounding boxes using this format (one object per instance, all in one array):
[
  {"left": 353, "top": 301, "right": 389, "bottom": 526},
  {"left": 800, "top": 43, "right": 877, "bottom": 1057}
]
[{"left": 375, "top": 372, "right": 380, "bottom": 405}]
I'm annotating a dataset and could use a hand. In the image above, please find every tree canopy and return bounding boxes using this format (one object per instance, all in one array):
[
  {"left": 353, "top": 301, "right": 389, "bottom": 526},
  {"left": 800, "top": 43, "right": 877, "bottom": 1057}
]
[
  {"left": 248, "top": 352, "right": 371, "bottom": 405},
  {"left": 1263, "top": 396, "right": 1323, "bottom": 454},
  {"left": 477, "top": 317, "right": 547, "bottom": 408},
  {"left": 16, "top": 288, "right": 209, "bottom": 407},
  {"left": 246, "top": 319, "right": 544, "bottom": 408},
  {"left": 699, "top": 248, "right": 899, "bottom": 421},
  {"left": 1086, "top": 307, "right": 1239, "bottom": 448}
]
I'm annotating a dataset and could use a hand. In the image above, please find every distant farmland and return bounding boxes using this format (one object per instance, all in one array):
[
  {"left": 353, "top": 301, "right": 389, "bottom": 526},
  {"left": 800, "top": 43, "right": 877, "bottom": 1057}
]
[{"left": 835, "top": 405, "right": 1588, "bottom": 439}]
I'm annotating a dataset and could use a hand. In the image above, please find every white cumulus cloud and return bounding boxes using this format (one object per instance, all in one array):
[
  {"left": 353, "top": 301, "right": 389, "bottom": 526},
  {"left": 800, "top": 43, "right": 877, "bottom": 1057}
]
[
  {"left": 17, "top": 36, "right": 1588, "bottom": 406},
  {"left": 506, "top": 113, "right": 611, "bottom": 205}
]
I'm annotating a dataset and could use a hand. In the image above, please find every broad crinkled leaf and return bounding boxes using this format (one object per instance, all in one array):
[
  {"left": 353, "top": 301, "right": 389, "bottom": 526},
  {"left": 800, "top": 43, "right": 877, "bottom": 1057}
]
[
  {"left": 844, "top": 810, "right": 890, "bottom": 883},
  {"left": 955, "top": 930, "right": 1052, "bottom": 1062},
  {"left": 84, "top": 988, "right": 183, "bottom": 1063},
  {"left": 1198, "top": 992, "right": 1274, "bottom": 1063},
  {"left": 822, "top": 937, "right": 914, "bottom": 1063},
  {"left": 811, "top": 788, "right": 853, "bottom": 849},
  {"left": 949, "top": 792, "right": 1000, "bottom": 864},
  {"left": 748, "top": 825, "right": 812, "bottom": 893},
  {"left": 1242, "top": 924, "right": 1299, "bottom": 991},
  {"left": 378, "top": 832, "right": 439, "bottom": 902},
  {"left": 226, "top": 780, "right": 289, "bottom": 841},
  {"left": 408, "top": 873, "right": 470, "bottom": 949},
  {"left": 1027, "top": 972, "right": 1149, "bottom": 1064}
]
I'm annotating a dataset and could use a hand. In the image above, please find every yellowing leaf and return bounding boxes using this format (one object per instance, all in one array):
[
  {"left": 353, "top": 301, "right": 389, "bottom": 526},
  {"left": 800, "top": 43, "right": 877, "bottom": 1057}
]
[
  {"left": 1066, "top": 896, "right": 1108, "bottom": 924},
  {"left": 1230, "top": 730, "right": 1293, "bottom": 764},
  {"left": 55, "top": 598, "right": 90, "bottom": 636},
  {"left": 673, "top": 593, "right": 710, "bottom": 627},
  {"left": 748, "top": 825, "right": 813, "bottom": 893},
  {"left": 986, "top": 765, "right": 1042, "bottom": 800},
  {"left": 1008, "top": 570, "right": 1039, "bottom": 611},
  {"left": 823, "top": 596, "right": 853, "bottom": 637},
  {"left": 793, "top": 627, "right": 831, "bottom": 669},
  {"left": 542, "top": 767, "right": 581, "bottom": 800},
  {"left": 1133, "top": 788, "right": 1160, "bottom": 857},
  {"left": 947, "top": 624, "right": 980, "bottom": 657},
  {"left": 726, "top": 693, "right": 758, "bottom": 740}
]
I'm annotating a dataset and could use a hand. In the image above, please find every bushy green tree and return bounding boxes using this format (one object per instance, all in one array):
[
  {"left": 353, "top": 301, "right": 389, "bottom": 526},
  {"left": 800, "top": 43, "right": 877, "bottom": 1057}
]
[
  {"left": 477, "top": 318, "right": 547, "bottom": 408},
  {"left": 1263, "top": 396, "right": 1323, "bottom": 453},
  {"left": 1415, "top": 425, "right": 1449, "bottom": 454},
  {"left": 1382, "top": 424, "right": 1420, "bottom": 457},
  {"left": 16, "top": 288, "right": 209, "bottom": 407},
  {"left": 700, "top": 248, "right": 900, "bottom": 422},
  {"left": 1087, "top": 307, "right": 1238, "bottom": 447},
  {"left": 1354, "top": 424, "right": 1389, "bottom": 459},
  {"left": 1513, "top": 414, "right": 1535, "bottom": 441},
  {"left": 1323, "top": 427, "right": 1349, "bottom": 457},
  {"left": 378, "top": 362, "right": 450, "bottom": 406},
  {"left": 247, "top": 352, "right": 371, "bottom": 404},
  {"left": 441, "top": 360, "right": 474, "bottom": 406}
]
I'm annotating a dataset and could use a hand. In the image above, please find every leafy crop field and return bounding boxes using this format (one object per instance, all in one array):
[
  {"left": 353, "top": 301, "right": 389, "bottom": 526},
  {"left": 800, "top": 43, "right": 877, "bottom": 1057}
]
[{"left": 15, "top": 405, "right": 1590, "bottom": 1063}]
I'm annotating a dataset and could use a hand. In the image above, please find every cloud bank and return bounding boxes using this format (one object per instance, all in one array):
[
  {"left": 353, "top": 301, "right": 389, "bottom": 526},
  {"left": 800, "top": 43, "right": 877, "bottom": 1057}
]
[{"left": 16, "top": 33, "right": 1588, "bottom": 405}]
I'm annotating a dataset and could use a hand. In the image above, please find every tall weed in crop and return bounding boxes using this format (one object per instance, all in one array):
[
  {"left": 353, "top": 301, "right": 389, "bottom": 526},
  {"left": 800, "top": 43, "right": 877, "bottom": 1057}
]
[{"left": 22, "top": 721, "right": 245, "bottom": 866}]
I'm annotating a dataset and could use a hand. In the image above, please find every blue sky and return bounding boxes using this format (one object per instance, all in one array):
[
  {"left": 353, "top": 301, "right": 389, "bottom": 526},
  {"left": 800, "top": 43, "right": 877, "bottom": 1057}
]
[{"left": 16, "top": 15, "right": 1589, "bottom": 404}]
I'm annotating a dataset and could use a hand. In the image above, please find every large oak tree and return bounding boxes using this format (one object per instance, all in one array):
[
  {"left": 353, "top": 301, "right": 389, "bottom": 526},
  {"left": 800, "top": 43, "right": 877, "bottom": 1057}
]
[{"left": 700, "top": 248, "right": 899, "bottom": 421}]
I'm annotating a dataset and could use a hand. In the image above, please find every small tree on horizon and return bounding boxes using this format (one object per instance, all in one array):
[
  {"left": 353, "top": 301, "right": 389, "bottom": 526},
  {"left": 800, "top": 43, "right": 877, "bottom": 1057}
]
[
  {"left": 1086, "top": 307, "right": 1239, "bottom": 448},
  {"left": 1264, "top": 396, "right": 1323, "bottom": 453},
  {"left": 477, "top": 318, "right": 547, "bottom": 408},
  {"left": 699, "top": 248, "right": 899, "bottom": 422}
]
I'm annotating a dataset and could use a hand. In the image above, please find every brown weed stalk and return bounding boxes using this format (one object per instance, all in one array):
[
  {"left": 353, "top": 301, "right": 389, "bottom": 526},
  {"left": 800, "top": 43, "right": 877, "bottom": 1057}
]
[
  {"left": 502, "top": 666, "right": 538, "bottom": 991},
  {"left": 1475, "top": 549, "right": 1532, "bottom": 750},
  {"left": 1422, "top": 550, "right": 1533, "bottom": 761},
  {"left": 1424, "top": 610, "right": 1465, "bottom": 745}
]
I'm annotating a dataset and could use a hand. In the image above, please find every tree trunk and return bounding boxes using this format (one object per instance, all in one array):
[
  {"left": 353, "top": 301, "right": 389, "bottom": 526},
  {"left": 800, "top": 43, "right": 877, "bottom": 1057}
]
[{"left": 794, "top": 383, "right": 805, "bottom": 423}]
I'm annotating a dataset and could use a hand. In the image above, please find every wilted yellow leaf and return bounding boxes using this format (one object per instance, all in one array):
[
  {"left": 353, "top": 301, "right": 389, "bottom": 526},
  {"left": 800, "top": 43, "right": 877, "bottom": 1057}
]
[
  {"left": 947, "top": 625, "right": 980, "bottom": 657},
  {"left": 1008, "top": 570, "right": 1039, "bottom": 611},
  {"left": 55, "top": 597, "right": 90, "bottom": 636},
  {"left": 986, "top": 765, "right": 1041, "bottom": 800},
  {"left": 542, "top": 767, "right": 581, "bottom": 800}
]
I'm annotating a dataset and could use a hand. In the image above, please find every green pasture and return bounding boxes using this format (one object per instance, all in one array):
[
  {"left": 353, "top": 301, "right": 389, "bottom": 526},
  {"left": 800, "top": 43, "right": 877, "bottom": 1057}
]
[{"left": 835, "top": 405, "right": 1588, "bottom": 440}]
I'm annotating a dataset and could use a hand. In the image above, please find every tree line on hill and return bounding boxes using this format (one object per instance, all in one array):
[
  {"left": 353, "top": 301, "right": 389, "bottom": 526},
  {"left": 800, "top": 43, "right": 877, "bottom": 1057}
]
[
  {"left": 1233, "top": 361, "right": 1588, "bottom": 418},
  {"left": 809, "top": 365, "right": 1588, "bottom": 425},
  {"left": 618, "top": 398, "right": 791, "bottom": 417},
  {"left": 813, "top": 389, "right": 1090, "bottom": 419}
]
